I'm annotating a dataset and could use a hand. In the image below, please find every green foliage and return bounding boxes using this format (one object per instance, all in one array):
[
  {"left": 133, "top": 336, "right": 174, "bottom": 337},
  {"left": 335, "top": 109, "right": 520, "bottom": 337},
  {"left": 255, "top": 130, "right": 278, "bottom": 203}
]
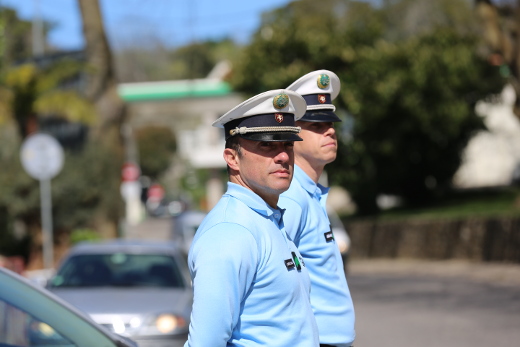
[
  {"left": 0, "top": 5, "right": 122, "bottom": 262},
  {"left": 0, "top": 10, "right": 4, "bottom": 68},
  {"left": 0, "top": 130, "right": 123, "bottom": 235},
  {"left": 0, "top": 127, "right": 40, "bottom": 221},
  {"left": 230, "top": 0, "right": 507, "bottom": 214},
  {"left": 0, "top": 204, "right": 30, "bottom": 261},
  {"left": 115, "top": 39, "right": 240, "bottom": 82},
  {"left": 359, "top": 187, "right": 520, "bottom": 221},
  {"left": 179, "top": 167, "right": 227, "bottom": 211},
  {"left": 169, "top": 40, "right": 235, "bottom": 79},
  {"left": 135, "top": 126, "right": 176, "bottom": 179},
  {"left": 330, "top": 30, "right": 505, "bottom": 213},
  {"left": 0, "top": 62, "right": 97, "bottom": 137},
  {"left": 51, "top": 142, "right": 124, "bottom": 230},
  {"left": 69, "top": 228, "right": 101, "bottom": 245},
  {"left": 0, "top": 7, "right": 33, "bottom": 65}
]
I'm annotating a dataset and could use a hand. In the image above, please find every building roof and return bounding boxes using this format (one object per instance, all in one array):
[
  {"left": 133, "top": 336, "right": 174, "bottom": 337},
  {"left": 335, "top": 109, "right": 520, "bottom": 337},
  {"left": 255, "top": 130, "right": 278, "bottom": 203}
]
[{"left": 117, "top": 78, "right": 232, "bottom": 102}]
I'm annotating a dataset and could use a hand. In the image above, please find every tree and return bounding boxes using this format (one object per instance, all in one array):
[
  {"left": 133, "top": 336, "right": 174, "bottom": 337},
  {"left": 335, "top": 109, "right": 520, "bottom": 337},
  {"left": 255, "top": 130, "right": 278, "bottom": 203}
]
[
  {"left": 230, "top": 0, "right": 505, "bottom": 214},
  {"left": 0, "top": 8, "right": 95, "bottom": 137},
  {"left": 474, "top": 0, "right": 520, "bottom": 119},
  {"left": 169, "top": 39, "right": 239, "bottom": 80},
  {"left": 0, "top": 7, "right": 33, "bottom": 65},
  {"left": 330, "top": 30, "right": 504, "bottom": 213},
  {"left": 77, "top": 0, "right": 126, "bottom": 141},
  {"left": 114, "top": 38, "right": 239, "bottom": 83},
  {"left": 135, "top": 126, "right": 176, "bottom": 179},
  {"left": 0, "top": 129, "right": 123, "bottom": 268},
  {"left": 0, "top": 2, "right": 125, "bottom": 268},
  {"left": 0, "top": 62, "right": 96, "bottom": 138}
]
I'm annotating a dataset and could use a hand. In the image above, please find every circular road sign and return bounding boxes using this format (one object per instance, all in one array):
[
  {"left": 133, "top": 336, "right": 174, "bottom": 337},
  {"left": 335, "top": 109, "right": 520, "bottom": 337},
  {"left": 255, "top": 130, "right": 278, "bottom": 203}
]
[
  {"left": 147, "top": 183, "right": 165, "bottom": 201},
  {"left": 20, "top": 133, "right": 64, "bottom": 181},
  {"left": 121, "top": 162, "right": 141, "bottom": 182}
]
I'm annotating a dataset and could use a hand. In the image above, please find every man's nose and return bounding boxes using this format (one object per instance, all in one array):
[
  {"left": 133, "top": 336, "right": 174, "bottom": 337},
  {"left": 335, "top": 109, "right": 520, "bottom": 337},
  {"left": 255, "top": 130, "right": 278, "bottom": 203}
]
[
  {"left": 325, "top": 124, "right": 336, "bottom": 136},
  {"left": 274, "top": 148, "right": 290, "bottom": 163}
]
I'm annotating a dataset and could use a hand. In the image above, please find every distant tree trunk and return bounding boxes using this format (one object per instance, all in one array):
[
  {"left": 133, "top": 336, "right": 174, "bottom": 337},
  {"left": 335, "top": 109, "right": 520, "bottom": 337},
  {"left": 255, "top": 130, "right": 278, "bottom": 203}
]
[
  {"left": 77, "top": 0, "right": 124, "bottom": 239},
  {"left": 77, "top": 0, "right": 126, "bottom": 140},
  {"left": 475, "top": 0, "right": 520, "bottom": 119}
]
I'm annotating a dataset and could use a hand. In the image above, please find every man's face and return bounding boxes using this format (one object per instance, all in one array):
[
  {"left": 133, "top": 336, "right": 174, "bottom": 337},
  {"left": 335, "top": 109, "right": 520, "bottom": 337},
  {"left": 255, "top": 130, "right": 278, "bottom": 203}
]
[
  {"left": 294, "top": 121, "right": 338, "bottom": 168},
  {"left": 226, "top": 138, "right": 295, "bottom": 204}
]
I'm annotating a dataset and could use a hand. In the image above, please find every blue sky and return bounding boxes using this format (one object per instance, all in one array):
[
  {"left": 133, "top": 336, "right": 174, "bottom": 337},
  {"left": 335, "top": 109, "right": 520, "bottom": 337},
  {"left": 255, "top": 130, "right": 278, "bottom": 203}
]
[{"left": 2, "top": 0, "right": 294, "bottom": 50}]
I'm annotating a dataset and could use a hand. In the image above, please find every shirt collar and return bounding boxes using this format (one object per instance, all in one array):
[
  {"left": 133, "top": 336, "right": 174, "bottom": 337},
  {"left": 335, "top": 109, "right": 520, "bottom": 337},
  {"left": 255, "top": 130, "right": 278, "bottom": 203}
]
[
  {"left": 225, "top": 182, "right": 280, "bottom": 218},
  {"left": 293, "top": 165, "right": 329, "bottom": 198}
]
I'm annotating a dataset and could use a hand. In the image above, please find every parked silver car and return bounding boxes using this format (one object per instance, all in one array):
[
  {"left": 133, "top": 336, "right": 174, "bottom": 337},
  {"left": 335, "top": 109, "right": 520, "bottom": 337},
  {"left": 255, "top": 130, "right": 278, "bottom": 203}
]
[
  {"left": 47, "top": 239, "right": 192, "bottom": 347},
  {"left": 0, "top": 267, "right": 137, "bottom": 347}
]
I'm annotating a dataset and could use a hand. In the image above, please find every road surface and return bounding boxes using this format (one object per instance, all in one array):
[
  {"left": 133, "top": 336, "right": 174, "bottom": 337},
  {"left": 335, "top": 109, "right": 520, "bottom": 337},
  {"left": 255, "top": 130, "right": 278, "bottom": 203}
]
[
  {"left": 120, "top": 217, "right": 520, "bottom": 346},
  {"left": 348, "top": 259, "right": 520, "bottom": 347}
]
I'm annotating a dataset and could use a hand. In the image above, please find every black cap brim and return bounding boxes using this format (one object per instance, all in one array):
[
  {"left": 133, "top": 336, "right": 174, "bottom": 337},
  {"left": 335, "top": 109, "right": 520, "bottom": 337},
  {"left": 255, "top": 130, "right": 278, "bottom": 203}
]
[
  {"left": 239, "top": 132, "right": 303, "bottom": 142},
  {"left": 300, "top": 110, "right": 342, "bottom": 122}
]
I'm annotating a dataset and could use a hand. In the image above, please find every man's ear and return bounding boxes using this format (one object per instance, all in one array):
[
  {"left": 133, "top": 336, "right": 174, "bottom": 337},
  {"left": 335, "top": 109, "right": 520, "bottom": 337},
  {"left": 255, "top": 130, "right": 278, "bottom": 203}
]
[{"left": 223, "top": 148, "right": 239, "bottom": 170}]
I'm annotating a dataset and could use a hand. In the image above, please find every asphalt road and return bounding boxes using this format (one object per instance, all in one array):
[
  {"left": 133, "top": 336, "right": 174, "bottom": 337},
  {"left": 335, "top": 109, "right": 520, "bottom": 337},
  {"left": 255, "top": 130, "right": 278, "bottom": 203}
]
[
  {"left": 124, "top": 217, "right": 520, "bottom": 347},
  {"left": 347, "top": 260, "right": 520, "bottom": 347}
]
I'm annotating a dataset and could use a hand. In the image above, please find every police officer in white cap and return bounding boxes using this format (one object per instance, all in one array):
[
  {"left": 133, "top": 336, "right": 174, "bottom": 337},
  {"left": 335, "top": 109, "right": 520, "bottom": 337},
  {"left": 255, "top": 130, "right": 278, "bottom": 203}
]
[
  {"left": 279, "top": 70, "right": 356, "bottom": 347},
  {"left": 184, "top": 90, "right": 319, "bottom": 346}
]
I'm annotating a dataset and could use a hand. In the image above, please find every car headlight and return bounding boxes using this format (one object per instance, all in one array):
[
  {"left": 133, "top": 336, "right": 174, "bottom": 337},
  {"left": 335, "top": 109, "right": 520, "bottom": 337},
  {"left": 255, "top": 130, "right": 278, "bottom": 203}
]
[
  {"left": 156, "top": 314, "right": 184, "bottom": 333},
  {"left": 138, "top": 313, "right": 187, "bottom": 335}
]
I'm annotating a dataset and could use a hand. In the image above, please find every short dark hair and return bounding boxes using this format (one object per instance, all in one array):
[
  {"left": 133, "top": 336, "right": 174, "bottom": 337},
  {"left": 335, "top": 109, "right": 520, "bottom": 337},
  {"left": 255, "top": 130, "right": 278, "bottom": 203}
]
[
  {"left": 225, "top": 136, "right": 242, "bottom": 174},
  {"left": 225, "top": 136, "right": 242, "bottom": 154}
]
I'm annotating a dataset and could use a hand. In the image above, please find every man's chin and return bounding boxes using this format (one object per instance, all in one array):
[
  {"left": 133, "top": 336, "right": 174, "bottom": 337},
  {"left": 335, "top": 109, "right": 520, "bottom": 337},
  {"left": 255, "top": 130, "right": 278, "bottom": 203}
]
[
  {"left": 319, "top": 153, "right": 336, "bottom": 165},
  {"left": 270, "top": 180, "right": 292, "bottom": 194}
]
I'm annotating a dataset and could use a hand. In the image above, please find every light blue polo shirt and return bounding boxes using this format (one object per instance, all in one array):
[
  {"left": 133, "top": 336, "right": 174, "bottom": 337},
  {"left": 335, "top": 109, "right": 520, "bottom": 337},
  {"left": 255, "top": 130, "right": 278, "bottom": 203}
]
[
  {"left": 184, "top": 182, "right": 319, "bottom": 347},
  {"left": 279, "top": 165, "right": 355, "bottom": 346}
]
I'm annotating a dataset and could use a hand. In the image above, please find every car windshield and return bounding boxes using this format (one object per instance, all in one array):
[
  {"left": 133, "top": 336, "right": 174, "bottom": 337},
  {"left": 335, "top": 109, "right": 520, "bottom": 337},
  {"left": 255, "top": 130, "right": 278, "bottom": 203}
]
[{"left": 50, "top": 253, "right": 184, "bottom": 288}]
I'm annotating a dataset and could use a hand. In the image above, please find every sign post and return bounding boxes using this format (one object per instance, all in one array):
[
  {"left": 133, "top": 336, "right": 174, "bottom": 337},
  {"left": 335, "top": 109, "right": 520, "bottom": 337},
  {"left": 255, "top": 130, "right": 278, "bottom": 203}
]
[
  {"left": 120, "top": 162, "right": 142, "bottom": 230},
  {"left": 20, "top": 133, "right": 64, "bottom": 269}
]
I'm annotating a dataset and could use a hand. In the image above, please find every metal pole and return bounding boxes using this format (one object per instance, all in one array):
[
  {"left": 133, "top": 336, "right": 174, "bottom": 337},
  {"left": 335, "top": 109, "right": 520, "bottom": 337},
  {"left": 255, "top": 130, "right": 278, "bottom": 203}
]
[
  {"left": 40, "top": 178, "right": 54, "bottom": 269},
  {"left": 32, "top": 0, "right": 44, "bottom": 56}
]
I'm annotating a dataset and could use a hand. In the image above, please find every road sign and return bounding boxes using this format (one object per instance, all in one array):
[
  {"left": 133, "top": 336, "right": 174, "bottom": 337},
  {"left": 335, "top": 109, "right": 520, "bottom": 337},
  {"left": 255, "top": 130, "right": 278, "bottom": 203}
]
[
  {"left": 147, "top": 183, "right": 165, "bottom": 201},
  {"left": 121, "top": 162, "right": 140, "bottom": 182},
  {"left": 20, "top": 133, "right": 64, "bottom": 180},
  {"left": 19, "top": 132, "right": 64, "bottom": 270}
]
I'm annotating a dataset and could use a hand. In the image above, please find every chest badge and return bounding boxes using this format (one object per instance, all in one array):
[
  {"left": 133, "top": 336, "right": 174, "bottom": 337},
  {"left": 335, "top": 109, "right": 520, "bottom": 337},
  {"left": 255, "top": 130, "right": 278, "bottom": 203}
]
[
  {"left": 291, "top": 251, "right": 302, "bottom": 271},
  {"left": 324, "top": 225, "right": 335, "bottom": 242},
  {"left": 284, "top": 258, "right": 295, "bottom": 270}
]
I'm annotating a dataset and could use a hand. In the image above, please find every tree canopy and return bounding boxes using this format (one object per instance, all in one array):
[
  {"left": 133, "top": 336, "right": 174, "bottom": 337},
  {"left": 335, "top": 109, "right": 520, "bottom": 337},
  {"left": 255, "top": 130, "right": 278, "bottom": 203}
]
[
  {"left": 135, "top": 126, "right": 177, "bottom": 180},
  {"left": 0, "top": 4, "right": 123, "bottom": 268},
  {"left": 114, "top": 39, "right": 239, "bottom": 83},
  {"left": 230, "top": 0, "right": 506, "bottom": 214}
]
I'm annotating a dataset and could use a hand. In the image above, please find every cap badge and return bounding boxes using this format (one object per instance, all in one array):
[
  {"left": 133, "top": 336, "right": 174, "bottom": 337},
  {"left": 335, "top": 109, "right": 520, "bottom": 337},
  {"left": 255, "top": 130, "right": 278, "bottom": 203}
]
[
  {"left": 317, "top": 74, "right": 330, "bottom": 89},
  {"left": 273, "top": 93, "right": 289, "bottom": 109},
  {"left": 318, "top": 94, "right": 326, "bottom": 104},
  {"left": 275, "top": 113, "right": 284, "bottom": 123}
]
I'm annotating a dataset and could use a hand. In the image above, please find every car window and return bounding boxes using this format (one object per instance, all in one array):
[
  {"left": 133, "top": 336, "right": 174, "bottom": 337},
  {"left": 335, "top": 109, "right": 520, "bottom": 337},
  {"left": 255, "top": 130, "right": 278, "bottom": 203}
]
[
  {"left": 0, "top": 268, "right": 136, "bottom": 347},
  {"left": 0, "top": 299, "right": 75, "bottom": 347},
  {"left": 50, "top": 254, "right": 185, "bottom": 288}
]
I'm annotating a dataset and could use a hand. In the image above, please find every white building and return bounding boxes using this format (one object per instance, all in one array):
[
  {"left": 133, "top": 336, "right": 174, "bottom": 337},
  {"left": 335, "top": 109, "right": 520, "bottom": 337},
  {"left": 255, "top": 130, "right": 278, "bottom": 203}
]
[
  {"left": 453, "top": 84, "right": 520, "bottom": 188},
  {"left": 118, "top": 63, "right": 241, "bottom": 212}
]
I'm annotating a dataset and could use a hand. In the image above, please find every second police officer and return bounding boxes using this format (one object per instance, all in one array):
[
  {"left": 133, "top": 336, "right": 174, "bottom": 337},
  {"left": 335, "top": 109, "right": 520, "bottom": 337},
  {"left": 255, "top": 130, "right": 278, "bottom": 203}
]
[{"left": 279, "top": 70, "right": 356, "bottom": 347}]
